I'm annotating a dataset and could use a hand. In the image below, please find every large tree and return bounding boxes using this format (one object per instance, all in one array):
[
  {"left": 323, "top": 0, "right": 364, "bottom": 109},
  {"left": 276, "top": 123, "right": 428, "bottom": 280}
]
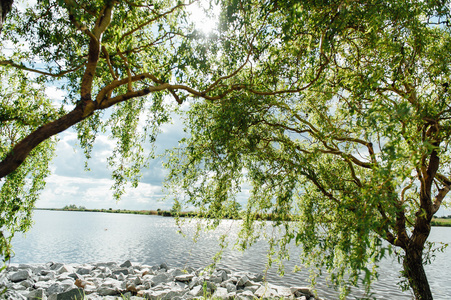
[
  {"left": 0, "top": 0, "right": 325, "bottom": 270},
  {"left": 165, "top": 1, "right": 451, "bottom": 300},
  {"left": 1, "top": 0, "right": 450, "bottom": 299}
]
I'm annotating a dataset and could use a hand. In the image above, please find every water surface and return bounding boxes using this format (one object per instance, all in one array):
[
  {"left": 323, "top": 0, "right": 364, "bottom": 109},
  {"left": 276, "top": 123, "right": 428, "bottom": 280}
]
[{"left": 10, "top": 210, "right": 451, "bottom": 299}]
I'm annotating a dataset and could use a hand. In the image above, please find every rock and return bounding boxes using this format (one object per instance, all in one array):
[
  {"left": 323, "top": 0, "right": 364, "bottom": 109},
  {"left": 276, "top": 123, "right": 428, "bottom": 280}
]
[
  {"left": 75, "top": 267, "right": 91, "bottom": 275},
  {"left": 150, "top": 272, "right": 173, "bottom": 286},
  {"left": 47, "top": 282, "right": 65, "bottom": 295},
  {"left": 57, "top": 265, "right": 74, "bottom": 275},
  {"left": 212, "top": 287, "right": 228, "bottom": 299},
  {"left": 169, "top": 268, "right": 185, "bottom": 277},
  {"left": 27, "top": 288, "right": 47, "bottom": 300},
  {"left": 225, "top": 282, "right": 237, "bottom": 293},
  {"left": 274, "top": 285, "right": 292, "bottom": 297},
  {"left": 248, "top": 272, "right": 264, "bottom": 282},
  {"left": 48, "top": 288, "right": 84, "bottom": 300},
  {"left": 120, "top": 260, "right": 133, "bottom": 268},
  {"left": 112, "top": 268, "right": 129, "bottom": 276},
  {"left": 49, "top": 263, "right": 64, "bottom": 271},
  {"left": 244, "top": 284, "right": 260, "bottom": 293},
  {"left": 236, "top": 274, "right": 250, "bottom": 287},
  {"left": 67, "top": 272, "right": 81, "bottom": 280},
  {"left": 255, "top": 285, "right": 278, "bottom": 298},
  {"left": 20, "top": 279, "right": 34, "bottom": 288},
  {"left": 237, "top": 290, "right": 255, "bottom": 299},
  {"left": 291, "top": 286, "right": 314, "bottom": 297},
  {"left": 175, "top": 273, "right": 194, "bottom": 282},
  {"left": 97, "top": 285, "right": 119, "bottom": 296},
  {"left": 189, "top": 285, "right": 203, "bottom": 297},
  {"left": 9, "top": 270, "right": 30, "bottom": 282},
  {"left": 1, "top": 262, "right": 322, "bottom": 300}
]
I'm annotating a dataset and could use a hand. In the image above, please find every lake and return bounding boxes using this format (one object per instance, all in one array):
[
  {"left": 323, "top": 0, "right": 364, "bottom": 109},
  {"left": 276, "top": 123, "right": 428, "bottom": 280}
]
[{"left": 9, "top": 210, "right": 451, "bottom": 299}]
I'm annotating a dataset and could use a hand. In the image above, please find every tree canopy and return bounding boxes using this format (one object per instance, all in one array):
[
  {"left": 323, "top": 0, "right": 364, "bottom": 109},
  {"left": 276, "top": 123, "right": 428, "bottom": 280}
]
[
  {"left": 165, "top": 1, "right": 451, "bottom": 299},
  {"left": 1, "top": 0, "right": 451, "bottom": 299}
]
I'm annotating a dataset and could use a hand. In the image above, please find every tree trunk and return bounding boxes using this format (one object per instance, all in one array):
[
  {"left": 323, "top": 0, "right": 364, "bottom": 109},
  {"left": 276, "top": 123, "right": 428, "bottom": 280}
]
[
  {"left": 403, "top": 247, "right": 433, "bottom": 300},
  {"left": 0, "top": 0, "right": 13, "bottom": 33}
]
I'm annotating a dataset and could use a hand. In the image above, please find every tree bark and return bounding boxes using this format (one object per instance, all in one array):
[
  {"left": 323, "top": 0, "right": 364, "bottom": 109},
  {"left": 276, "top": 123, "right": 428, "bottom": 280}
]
[
  {"left": 403, "top": 247, "right": 433, "bottom": 300},
  {"left": 0, "top": 0, "right": 13, "bottom": 33},
  {"left": 0, "top": 102, "right": 93, "bottom": 179}
]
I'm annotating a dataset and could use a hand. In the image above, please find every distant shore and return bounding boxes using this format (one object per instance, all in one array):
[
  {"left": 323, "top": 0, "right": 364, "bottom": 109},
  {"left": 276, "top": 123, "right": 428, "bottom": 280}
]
[
  {"left": 34, "top": 207, "right": 451, "bottom": 227},
  {"left": 34, "top": 207, "right": 194, "bottom": 218}
]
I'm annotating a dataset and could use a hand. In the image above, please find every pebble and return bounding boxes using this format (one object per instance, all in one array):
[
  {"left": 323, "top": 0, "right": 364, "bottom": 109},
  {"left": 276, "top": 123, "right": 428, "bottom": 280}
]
[{"left": 0, "top": 261, "right": 322, "bottom": 299}]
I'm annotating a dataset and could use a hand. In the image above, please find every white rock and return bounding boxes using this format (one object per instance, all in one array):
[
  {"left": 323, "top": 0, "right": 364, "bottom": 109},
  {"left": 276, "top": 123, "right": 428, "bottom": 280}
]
[
  {"left": 175, "top": 273, "right": 194, "bottom": 282},
  {"left": 57, "top": 265, "right": 74, "bottom": 275},
  {"left": 189, "top": 285, "right": 203, "bottom": 297},
  {"left": 254, "top": 285, "right": 278, "bottom": 298},
  {"left": 150, "top": 272, "right": 173, "bottom": 286},
  {"left": 9, "top": 270, "right": 30, "bottom": 282},
  {"left": 212, "top": 287, "right": 228, "bottom": 299}
]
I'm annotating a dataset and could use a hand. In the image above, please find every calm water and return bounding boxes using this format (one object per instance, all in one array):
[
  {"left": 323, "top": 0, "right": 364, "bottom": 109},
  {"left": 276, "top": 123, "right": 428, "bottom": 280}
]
[{"left": 9, "top": 210, "right": 451, "bottom": 299}]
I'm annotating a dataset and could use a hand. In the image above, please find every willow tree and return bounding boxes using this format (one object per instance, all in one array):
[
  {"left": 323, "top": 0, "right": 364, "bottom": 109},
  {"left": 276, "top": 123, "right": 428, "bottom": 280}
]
[
  {"left": 0, "top": 0, "right": 327, "bottom": 270},
  {"left": 166, "top": 1, "right": 451, "bottom": 299},
  {"left": 0, "top": 0, "right": 243, "bottom": 265}
]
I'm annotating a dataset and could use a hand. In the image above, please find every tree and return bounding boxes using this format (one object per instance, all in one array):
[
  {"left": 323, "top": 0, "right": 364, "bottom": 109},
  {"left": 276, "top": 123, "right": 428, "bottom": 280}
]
[
  {"left": 165, "top": 1, "right": 451, "bottom": 299},
  {"left": 0, "top": 0, "right": 323, "bottom": 269},
  {"left": 0, "top": 0, "right": 240, "bottom": 266},
  {"left": 0, "top": 0, "right": 13, "bottom": 33},
  {"left": 1, "top": 0, "right": 450, "bottom": 299}
]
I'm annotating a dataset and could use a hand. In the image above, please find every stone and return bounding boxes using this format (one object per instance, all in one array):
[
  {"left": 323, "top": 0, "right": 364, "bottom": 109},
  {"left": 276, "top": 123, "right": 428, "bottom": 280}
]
[
  {"left": 57, "top": 265, "right": 74, "bottom": 275},
  {"left": 236, "top": 274, "right": 250, "bottom": 287},
  {"left": 120, "top": 260, "right": 133, "bottom": 268},
  {"left": 67, "top": 272, "right": 81, "bottom": 280},
  {"left": 112, "top": 268, "right": 129, "bottom": 276},
  {"left": 97, "top": 286, "right": 119, "bottom": 296},
  {"left": 212, "top": 287, "right": 228, "bottom": 299},
  {"left": 189, "top": 285, "right": 203, "bottom": 297},
  {"left": 48, "top": 288, "right": 84, "bottom": 300},
  {"left": 226, "top": 282, "right": 237, "bottom": 293},
  {"left": 27, "top": 288, "right": 47, "bottom": 300},
  {"left": 20, "top": 279, "right": 34, "bottom": 288},
  {"left": 49, "top": 263, "right": 64, "bottom": 271},
  {"left": 291, "top": 286, "right": 314, "bottom": 297},
  {"left": 274, "top": 285, "right": 292, "bottom": 298},
  {"left": 254, "top": 285, "right": 278, "bottom": 298},
  {"left": 244, "top": 284, "right": 260, "bottom": 293},
  {"left": 175, "top": 273, "right": 194, "bottom": 282},
  {"left": 248, "top": 273, "right": 264, "bottom": 282},
  {"left": 169, "top": 268, "right": 185, "bottom": 277},
  {"left": 10, "top": 270, "right": 30, "bottom": 282},
  {"left": 237, "top": 290, "right": 255, "bottom": 299},
  {"left": 47, "top": 282, "right": 65, "bottom": 295},
  {"left": 150, "top": 272, "right": 173, "bottom": 286},
  {"left": 75, "top": 267, "right": 91, "bottom": 275},
  {"left": 0, "top": 262, "right": 322, "bottom": 300}
]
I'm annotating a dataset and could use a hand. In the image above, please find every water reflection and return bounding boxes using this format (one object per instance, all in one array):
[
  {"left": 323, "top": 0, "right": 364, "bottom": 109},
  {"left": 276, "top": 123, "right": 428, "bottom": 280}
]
[{"left": 10, "top": 210, "right": 451, "bottom": 299}]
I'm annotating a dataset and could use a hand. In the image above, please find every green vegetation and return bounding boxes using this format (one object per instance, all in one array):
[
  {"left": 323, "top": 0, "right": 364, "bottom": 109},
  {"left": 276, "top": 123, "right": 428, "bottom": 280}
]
[
  {"left": 0, "top": 1, "right": 450, "bottom": 299},
  {"left": 45, "top": 205, "right": 241, "bottom": 219},
  {"left": 431, "top": 218, "right": 451, "bottom": 227}
]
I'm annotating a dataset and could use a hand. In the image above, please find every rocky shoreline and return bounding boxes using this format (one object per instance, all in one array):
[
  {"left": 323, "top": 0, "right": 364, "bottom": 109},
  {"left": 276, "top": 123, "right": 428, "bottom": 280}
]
[{"left": 0, "top": 261, "right": 322, "bottom": 300}]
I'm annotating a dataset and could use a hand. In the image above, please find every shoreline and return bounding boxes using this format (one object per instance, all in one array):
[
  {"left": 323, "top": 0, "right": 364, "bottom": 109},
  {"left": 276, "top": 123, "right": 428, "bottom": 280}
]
[
  {"left": 34, "top": 208, "right": 451, "bottom": 226},
  {"left": 1, "top": 261, "right": 321, "bottom": 300}
]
